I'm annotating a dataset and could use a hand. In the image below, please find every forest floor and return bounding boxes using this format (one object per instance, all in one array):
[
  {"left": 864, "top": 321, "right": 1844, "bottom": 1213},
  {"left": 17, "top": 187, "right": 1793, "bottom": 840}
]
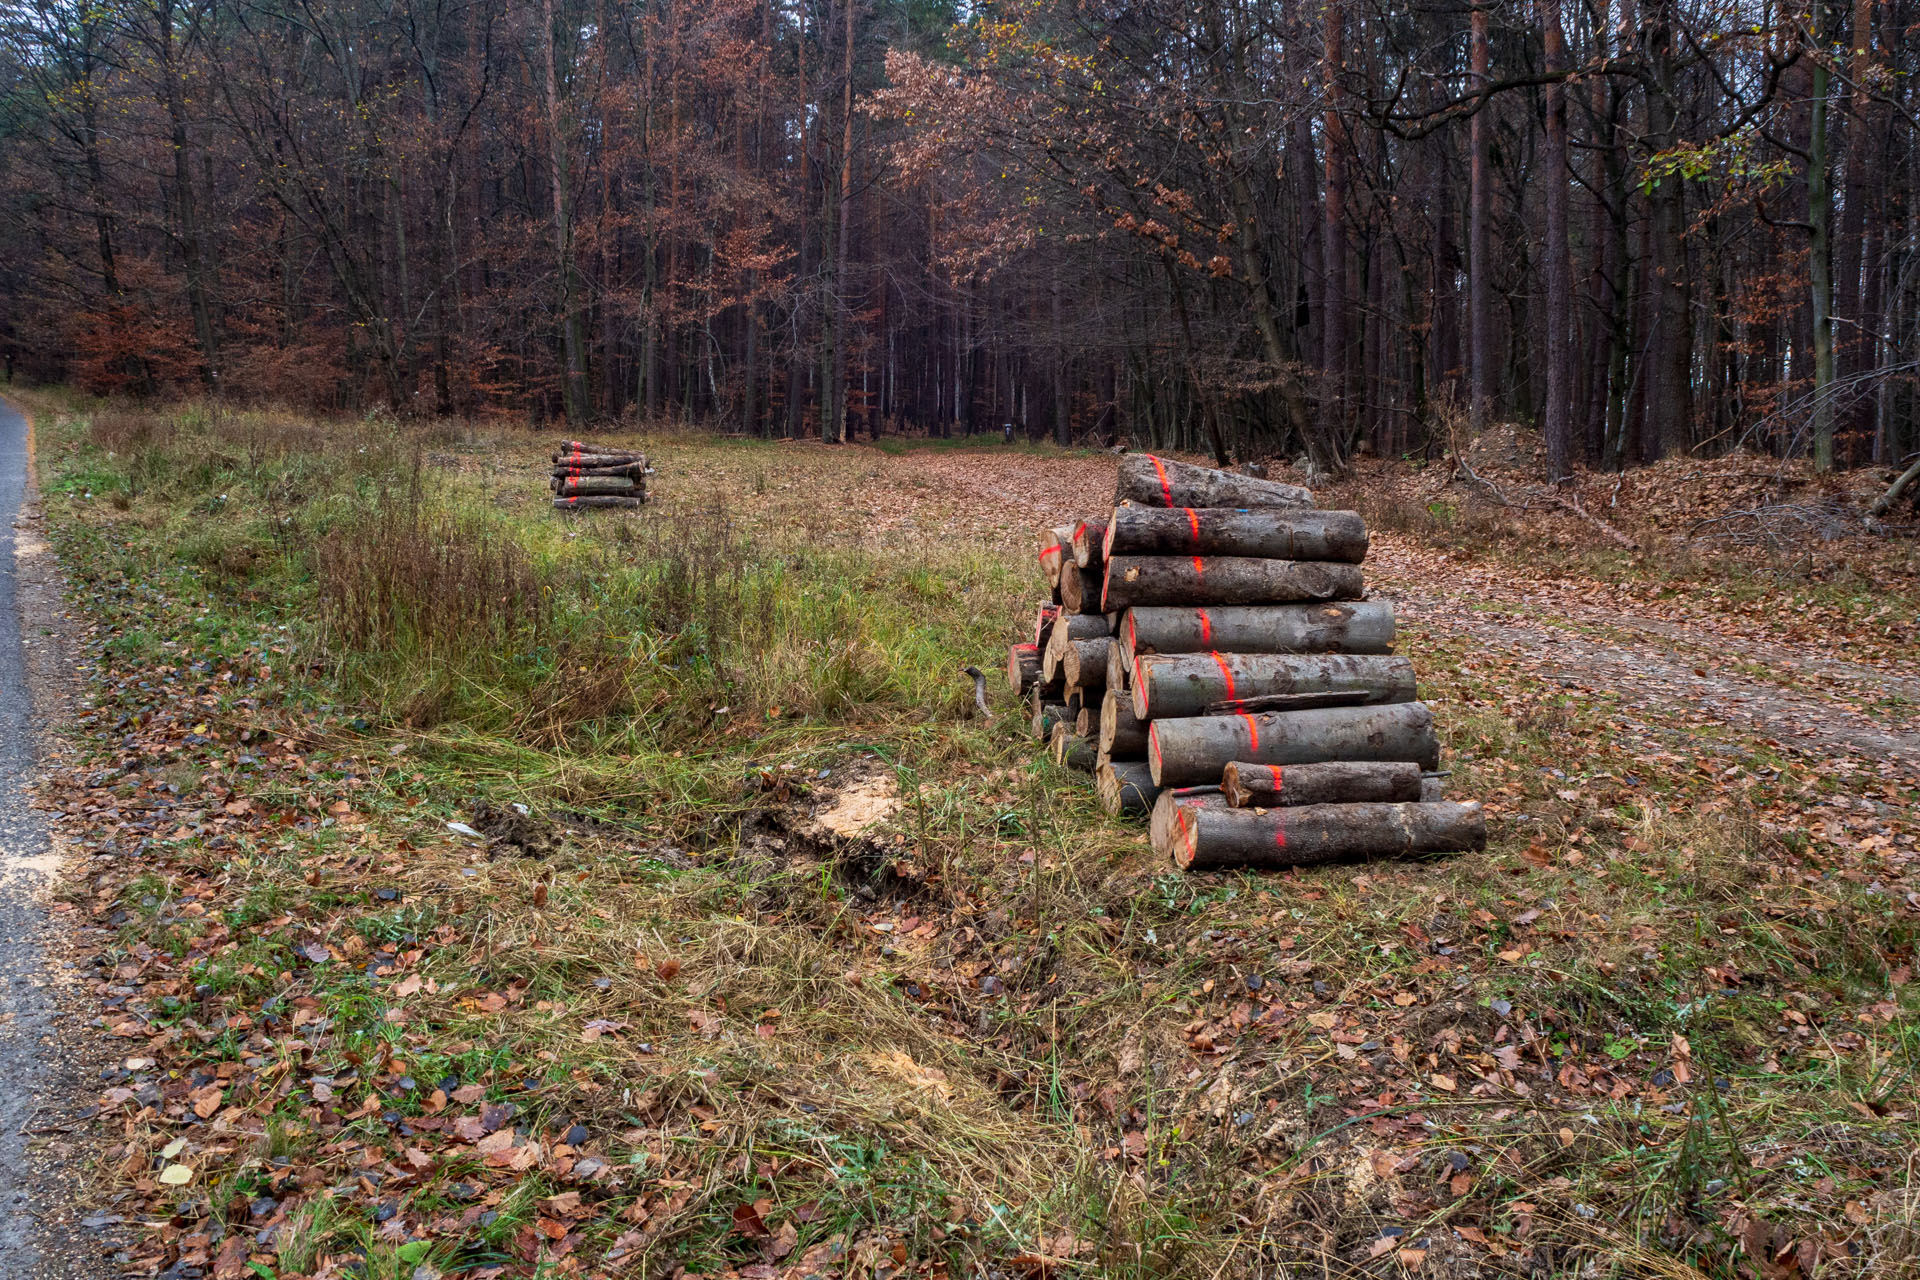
[{"left": 9, "top": 392, "right": 1919, "bottom": 1280}]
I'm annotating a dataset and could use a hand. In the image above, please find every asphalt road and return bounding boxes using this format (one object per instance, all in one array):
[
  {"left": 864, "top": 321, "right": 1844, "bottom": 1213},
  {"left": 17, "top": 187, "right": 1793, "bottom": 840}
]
[{"left": 0, "top": 397, "right": 60, "bottom": 1272}]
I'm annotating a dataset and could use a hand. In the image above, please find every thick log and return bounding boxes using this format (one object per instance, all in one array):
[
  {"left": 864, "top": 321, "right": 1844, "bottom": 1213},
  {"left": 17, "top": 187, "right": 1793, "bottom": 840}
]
[
  {"left": 1063, "top": 637, "right": 1110, "bottom": 691},
  {"left": 1106, "top": 641, "right": 1130, "bottom": 693},
  {"left": 1147, "top": 701, "right": 1440, "bottom": 787},
  {"left": 1116, "top": 455, "right": 1314, "bottom": 510},
  {"left": 1098, "top": 689, "right": 1149, "bottom": 759},
  {"left": 1103, "top": 506, "right": 1368, "bottom": 563},
  {"left": 1049, "top": 723, "right": 1098, "bottom": 772},
  {"left": 1130, "top": 653, "right": 1415, "bottom": 720},
  {"left": 1119, "top": 600, "right": 1397, "bottom": 666},
  {"left": 1070, "top": 519, "right": 1108, "bottom": 569},
  {"left": 1007, "top": 643, "right": 1042, "bottom": 696},
  {"left": 1034, "top": 602, "right": 1062, "bottom": 651},
  {"left": 1032, "top": 701, "right": 1071, "bottom": 741},
  {"left": 1102, "top": 557, "right": 1364, "bottom": 612},
  {"left": 554, "top": 475, "right": 642, "bottom": 496},
  {"left": 553, "top": 450, "right": 647, "bottom": 466},
  {"left": 1149, "top": 788, "right": 1230, "bottom": 853},
  {"left": 1096, "top": 762, "right": 1160, "bottom": 816},
  {"left": 1161, "top": 801, "right": 1487, "bottom": 870},
  {"left": 552, "top": 462, "right": 648, "bottom": 479},
  {"left": 1220, "top": 760, "right": 1423, "bottom": 808},
  {"left": 553, "top": 496, "right": 645, "bottom": 509},
  {"left": 1044, "top": 611, "right": 1110, "bottom": 677},
  {"left": 1039, "top": 526, "right": 1074, "bottom": 590}
]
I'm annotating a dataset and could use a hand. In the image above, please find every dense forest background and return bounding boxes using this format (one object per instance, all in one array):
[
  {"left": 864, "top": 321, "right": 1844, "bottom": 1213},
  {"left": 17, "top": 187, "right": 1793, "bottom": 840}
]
[{"left": 1, "top": 0, "right": 1915, "bottom": 476}]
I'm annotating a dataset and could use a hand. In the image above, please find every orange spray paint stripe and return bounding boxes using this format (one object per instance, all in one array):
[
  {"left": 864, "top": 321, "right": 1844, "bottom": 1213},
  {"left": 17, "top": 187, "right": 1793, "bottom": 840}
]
[
  {"left": 1239, "top": 712, "right": 1260, "bottom": 753},
  {"left": 1196, "top": 608, "right": 1213, "bottom": 645},
  {"left": 1150, "top": 455, "right": 1174, "bottom": 506},
  {"left": 1268, "top": 764, "right": 1284, "bottom": 797},
  {"left": 1273, "top": 815, "right": 1288, "bottom": 851},
  {"left": 1185, "top": 507, "right": 1205, "bottom": 572},
  {"left": 1208, "top": 651, "right": 1237, "bottom": 702}
]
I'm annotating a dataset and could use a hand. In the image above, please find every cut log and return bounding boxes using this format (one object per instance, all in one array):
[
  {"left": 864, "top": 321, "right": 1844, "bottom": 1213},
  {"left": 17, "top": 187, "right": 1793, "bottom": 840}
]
[
  {"left": 1161, "top": 801, "right": 1487, "bottom": 870},
  {"left": 1096, "top": 762, "right": 1160, "bottom": 815},
  {"left": 1034, "top": 602, "right": 1062, "bottom": 651},
  {"left": 552, "top": 463, "right": 648, "bottom": 480},
  {"left": 1130, "top": 652, "right": 1415, "bottom": 720},
  {"left": 1071, "top": 519, "right": 1109, "bottom": 569},
  {"left": 553, "top": 453, "right": 647, "bottom": 468},
  {"left": 1032, "top": 701, "right": 1071, "bottom": 741},
  {"left": 1147, "top": 701, "right": 1440, "bottom": 787},
  {"left": 555, "top": 475, "right": 641, "bottom": 496},
  {"left": 1064, "top": 688, "right": 1085, "bottom": 721},
  {"left": 1116, "top": 454, "right": 1314, "bottom": 509},
  {"left": 1149, "top": 788, "right": 1230, "bottom": 853},
  {"left": 1044, "top": 611, "right": 1110, "bottom": 676},
  {"left": 1106, "top": 641, "right": 1130, "bottom": 692},
  {"left": 1103, "top": 506, "right": 1368, "bottom": 563},
  {"left": 1063, "top": 637, "right": 1111, "bottom": 691},
  {"left": 1049, "top": 723, "right": 1098, "bottom": 772},
  {"left": 1061, "top": 560, "right": 1100, "bottom": 614},
  {"left": 553, "top": 495, "right": 645, "bottom": 509},
  {"left": 1039, "top": 525, "right": 1074, "bottom": 590},
  {"left": 1220, "top": 760, "right": 1424, "bottom": 808},
  {"left": 1102, "top": 557, "right": 1364, "bottom": 612},
  {"left": 1119, "top": 600, "right": 1396, "bottom": 665},
  {"left": 1007, "top": 643, "right": 1042, "bottom": 696},
  {"left": 1098, "top": 688, "right": 1149, "bottom": 759}
]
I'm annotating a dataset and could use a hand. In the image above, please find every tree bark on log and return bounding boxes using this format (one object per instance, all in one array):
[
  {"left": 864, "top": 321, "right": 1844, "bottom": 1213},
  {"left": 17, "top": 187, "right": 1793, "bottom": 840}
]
[
  {"left": 1044, "top": 611, "right": 1110, "bottom": 677},
  {"left": 1049, "top": 723, "right": 1098, "bottom": 772},
  {"left": 1007, "top": 643, "right": 1041, "bottom": 695},
  {"left": 1220, "top": 760, "right": 1423, "bottom": 807},
  {"left": 1103, "top": 507, "right": 1368, "bottom": 562},
  {"left": 1131, "top": 653, "right": 1415, "bottom": 719},
  {"left": 1034, "top": 602, "right": 1062, "bottom": 651},
  {"left": 1102, "top": 557, "right": 1364, "bottom": 611},
  {"left": 1063, "top": 637, "right": 1111, "bottom": 691},
  {"left": 1147, "top": 701, "right": 1440, "bottom": 786},
  {"left": 1119, "top": 601, "right": 1396, "bottom": 665},
  {"left": 554, "top": 448, "right": 647, "bottom": 465},
  {"left": 1106, "top": 641, "right": 1131, "bottom": 693},
  {"left": 1116, "top": 455, "right": 1314, "bottom": 509},
  {"left": 1161, "top": 800, "right": 1486, "bottom": 870},
  {"left": 552, "top": 462, "right": 649, "bottom": 479},
  {"left": 1098, "top": 688, "right": 1149, "bottom": 758},
  {"left": 1071, "top": 518, "right": 1109, "bottom": 568},
  {"left": 554, "top": 475, "right": 642, "bottom": 496},
  {"left": 1039, "top": 525, "right": 1074, "bottom": 590},
  {"left": 553, "top": 496, "right": 645, "bottom": 509},
  {"left": 1096, "top": 762, "right": 1160, "bottom": 815}
]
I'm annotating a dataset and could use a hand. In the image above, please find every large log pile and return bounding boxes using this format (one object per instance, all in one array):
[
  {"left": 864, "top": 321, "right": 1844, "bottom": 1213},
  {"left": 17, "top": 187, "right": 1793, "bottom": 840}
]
[
  {"left": 1004, "top": 454, "right": 1484, "bottom": 870},
  {"left": 550, "top": 441, "right": 652, "bottom": 509}
]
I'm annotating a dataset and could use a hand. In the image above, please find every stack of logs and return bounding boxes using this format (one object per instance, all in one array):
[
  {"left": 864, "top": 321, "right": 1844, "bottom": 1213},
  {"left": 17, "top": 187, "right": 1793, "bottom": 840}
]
[
  {"left": 551, "top": 441, "right": 651, "bottom": 509},
  {"left": 1006, "top": 454, "right": 1486, "bottom": 871}
]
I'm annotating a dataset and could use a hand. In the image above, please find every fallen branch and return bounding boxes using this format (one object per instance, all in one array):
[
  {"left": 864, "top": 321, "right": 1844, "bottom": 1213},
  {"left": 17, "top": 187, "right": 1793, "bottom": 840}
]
[{"left": 1869, "top": 454, "right": 1920, "bottom": 519}]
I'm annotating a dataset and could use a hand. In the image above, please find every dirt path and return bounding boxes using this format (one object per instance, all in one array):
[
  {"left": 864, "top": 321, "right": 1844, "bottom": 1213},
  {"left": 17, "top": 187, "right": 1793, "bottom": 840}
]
[
  {"left": 0, "top": 399, "right": 118, "bottom": 1277},
  {"left": 898, "top": 446, "right": 1920, "bottom": 772}
]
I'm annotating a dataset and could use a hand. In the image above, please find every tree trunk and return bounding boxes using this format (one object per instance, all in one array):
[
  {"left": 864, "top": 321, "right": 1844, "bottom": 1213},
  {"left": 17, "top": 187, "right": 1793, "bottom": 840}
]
[
  {"left": 1101, "top": 557, "right": 1364, "bottom": 612},
  {"left": 1147, "top": 701, "right": 1440, "bottom": 787},
  {"left": 1809, "top": 0, "right": 1836, "bottom": 471},
  {"left": 1115, "top": 455, "right": 1314, "bottom": 508},
  {"left": 543, "top": 0, "right": 591, "bottom": 423},
  {"left": 1220, "top": 760, "right": 1422, "bottom": 808},
  {"left": 1130, "top": 653, "right": 1416, "bottom": 720},
  {"left": 1540, "top": 0, "right": 1575, "bottom": 478},
  {"left": 1103, "top": 507, "right": 1367, "bottom": 562},
  {"left": 1468, "top": 0, "right": 1492, "bottom": 430},
  {"left": 1118, "top": 600, "right": 1395, "bottom": 664},
  {"left": 1160, "top": 800, "right": 1486, "bottom": 870}
]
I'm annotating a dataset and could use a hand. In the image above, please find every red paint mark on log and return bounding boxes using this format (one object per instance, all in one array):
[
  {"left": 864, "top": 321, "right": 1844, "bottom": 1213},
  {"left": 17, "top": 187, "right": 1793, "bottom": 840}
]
[
  {"left": 1196, "top": 609, "right": 1212, "bottom": 645},
  {"left": 1208, "top": 652, "right": 1237, "bottom": 702},
  {"left": 1150, "top": 455, "right": 1174, "bottom": 506},
  {"left": 1239, "top": 712, "right": 1260, "bottom": 753}
]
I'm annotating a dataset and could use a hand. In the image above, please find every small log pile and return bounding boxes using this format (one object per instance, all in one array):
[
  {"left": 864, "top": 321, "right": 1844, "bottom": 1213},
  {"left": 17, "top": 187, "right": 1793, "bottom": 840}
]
[
  {"left": 1006, "top": 454, "right": 1484, "bottom": 871},
  {"left": 550, "top": 441, "right": 651, "bottom": 509}
]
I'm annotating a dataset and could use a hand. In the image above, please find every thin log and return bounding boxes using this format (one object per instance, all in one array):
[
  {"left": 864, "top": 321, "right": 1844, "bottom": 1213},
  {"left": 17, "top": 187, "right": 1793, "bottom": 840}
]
[
  {"left": 1098, "top": 688, "right": 1148, "bottom": 759},
  {"left": 1007, "top": 643, "right": 1041, "bottom": 696},
  {"left": 1106, "top": 641, "right": 1130, "bottom": 692},
  {"left": 1063, "top": 637, "right": 1111, "bottom": 691},
  {"left": 555, "top": 475, "right": 641, "bottom": 496},
  {"left": 1062, "top": 560, "right": 1105, "bottom": 614},
  {"left": 553, "top": 496, "right": 645, "bottom": 509},
  {"left": 1103, "top": 507, "right": 1368, "bottom": 563},
  {"left": 1162, "top": 801, "right": 1487, "bottom": 870},
  {"left": 1220, "top": 760, "right": 1423, "bottom": 808},
  {"left": 1049, "top": 722, "right": 1098, "bottom": 772},
  {"left": 1096, "top": 762, "right": 1160, "bottom": 816},
  {"left": 1032, "top": 701, "right": 1071, "bottom": 741},
  {"left": 1044, "top": 611, "right": 1110, "bottom": 676},
  {"left": 1870, "top": 454, "right": 1920, "bottom": 518},
  {"left": 1131, "top": 652, "right": 1415, "bottom": 720},
  {"left": 1116, "top": 455, "right": 1314, "bottom": 509},
  {"left": 1039, "top": 525, "right": 1074, "bottom": 590},
  {"left": 1071, "top": 518, "right": 1109, "bottom": 569},
  {"left": 1101, "top": 557, "right": 1364, "bottom": 612},
  {"left": 1147, "top": 701, "right": 1440, "bottom": 787},
  {"left": 1034, "top": 602, "right": 1062, "bottom": 651},
  {"left": 552, "top": 462, "right": 648, "bottom": 479},
  {"left": 1119, "top": 601, "right": 1396, "bottom": 665},
  {"left": 1149, "top": 788, "right": 1229, "bottom": 853}
]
